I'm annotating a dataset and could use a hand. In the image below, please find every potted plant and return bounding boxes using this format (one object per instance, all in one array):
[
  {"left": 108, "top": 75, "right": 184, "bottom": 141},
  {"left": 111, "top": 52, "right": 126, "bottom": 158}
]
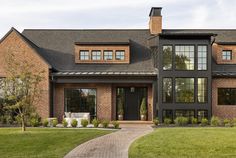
[
  {"left": 117, "top": 97, "right": 124, "bottom": 120},
  {"left": 140, "top": 98, "right": 147, "bottom": 121}
]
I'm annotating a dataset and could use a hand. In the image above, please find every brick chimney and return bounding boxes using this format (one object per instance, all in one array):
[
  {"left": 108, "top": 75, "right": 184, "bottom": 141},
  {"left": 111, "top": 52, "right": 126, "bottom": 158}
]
[{"left": 149, "top": 7, "right": 162, "bottom": 35}]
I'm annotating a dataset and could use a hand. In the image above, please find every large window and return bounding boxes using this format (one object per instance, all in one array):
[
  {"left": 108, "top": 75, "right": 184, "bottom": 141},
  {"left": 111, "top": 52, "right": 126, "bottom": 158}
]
[
  {"left": 218, "top": 88, "right": 236, "bottom": 105},
  {"left": 175, "top": 46, "right": 194, "bottom": 70},
  {"left": 198, "top": 46, "right": 207, "bottom": 70},
  {"left": 115, "top": 50, "right": 125, "bottom": 60},
  {"left": 92, "top": 50, "right": 101, "bottom": 60},
  {"left": 65, "top": 89, "right": 96, "bottom": 118},
  {"left": 175, "top": 110, "right": 195, "bottom": 122},
  {"left": 104, "top": 51, "right": 113, "bottom": 60},
  {"left": 80, "top": 50, "right": 89, "bottom": 60},
  {"left": 162, "top": 78, "right": 172, "bottom": 103},
  {"left": 163, "top": 46, "right": 172, "bottom": 70},
  {"left": 198, "top": 78, "right": 207, "bottom": 103},
  {"left": 175, "top": 78, "right": 194, "bottom": 103},
  {"left": 222, "top": 50, "right": 232, "bottom": 60}
]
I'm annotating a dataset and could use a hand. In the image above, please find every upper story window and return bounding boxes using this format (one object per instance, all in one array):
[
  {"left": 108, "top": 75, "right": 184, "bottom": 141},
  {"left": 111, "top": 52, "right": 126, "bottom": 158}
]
[
  {"left": 163, "top": 46, "right": 172, "bottom": 70},
  {"left": 175, "top": 46, "right": 194, "bottom": 70},
  {"left": 222, "top": 50, "right": 232, "bottom": 60},
  {"left": 198, "top": 46, "right": 207, "bottom": 70},
  {"left": 80, "top": 50, "right": 89, "bottom": 60},
  {"left": 92, "top": 50, "right": 101, "bottom": 60},
  {"left": 104, "top": 51, "right": 113, "bottom": 60},
  {"left": 218, "top": 88, "right": 236, "bottom": 105},
  {"left": 115, "top": 50, "right": 125, "bottom": 60}
]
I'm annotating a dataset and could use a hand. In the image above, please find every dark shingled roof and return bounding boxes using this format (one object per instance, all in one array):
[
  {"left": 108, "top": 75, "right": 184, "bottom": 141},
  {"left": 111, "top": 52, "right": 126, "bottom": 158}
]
[{"left": 22, "top": 29, "right": 155, "bottom": 73}]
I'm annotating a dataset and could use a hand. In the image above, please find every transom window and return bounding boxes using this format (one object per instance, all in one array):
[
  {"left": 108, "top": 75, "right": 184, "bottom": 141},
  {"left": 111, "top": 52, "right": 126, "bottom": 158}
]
[
  {"left": 175, "top": 46, "right": 194, "bottom": 70},
  {"left": 115, "top": 50, "right": 125, "bottom": 60},
  {"left": 218, "top": 88, "right": 236, "bottom": 105},
  {"left": 163, "top": 46, "right": 173, "bottom": 70},
  {"left": 222, "top": 50, "right": 232, "bottom": 60},
  {"left": 92, "top": 50, "right": 101, "bottom": 60},
  {"left": 198, "top": 46, "right": 207, "bottom": 70},
  {"left": 80, "top": 50, "right": 89, "bottom": 60},
  {"left": 104, "top": 51, "right": 113, "bottom": 60},
  {"left": 175, "top": 78, "right": 194, "bottom": 103}
]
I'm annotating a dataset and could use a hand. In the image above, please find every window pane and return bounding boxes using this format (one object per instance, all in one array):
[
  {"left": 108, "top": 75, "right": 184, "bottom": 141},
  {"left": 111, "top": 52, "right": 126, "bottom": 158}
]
[
  {"left": 104, "top": 51, "right": 113, "bottom": 60},
  {"left": 197, "top": 110, "right": 208, "bottom": 122},
  {"left": 222, "top": 50, "right": 232, "bottom": 60},
  {"left": 175, "top": 45, "right": 195, "bottom": 70},
  {"left": 218, "top": 88, "right": 236, "bottom": 105},
  {"left": 163, "top": 46, "right": 172, "bottom": 70},
  {"left": 115, "top": 50, "right": 125, "bottom": 60},
  {"left": 92, "top": 50, "right": 101, "bottom": 60},
  {"left": 175, "top": 78, "right": 194, "bottom": 103},
  {"left": 198, "top": 78, "right": 207, "bottom": 103},
  {"left": 162, "top": 109, "right": 173, "bottom": 122},
  {"left": 65, "top": 89, "right": 96, "bottom": 119},
  {"left": 162, "top": 78, "right": 172, "bottom": 103},
  {"left": 198, "top": 46, "right": 207, "bottom": 70},
  {"left": 80, "top": 50, "right": 89, "bottom": 60},
  {"left": 175, "top": 110, "right": 195, "bottom": 122}
]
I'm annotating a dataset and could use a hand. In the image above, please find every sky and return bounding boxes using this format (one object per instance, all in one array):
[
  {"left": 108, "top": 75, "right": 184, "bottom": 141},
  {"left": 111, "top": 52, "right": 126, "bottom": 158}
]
[{"left": 0, "top": 0, "right": 236, "bottom": 38}]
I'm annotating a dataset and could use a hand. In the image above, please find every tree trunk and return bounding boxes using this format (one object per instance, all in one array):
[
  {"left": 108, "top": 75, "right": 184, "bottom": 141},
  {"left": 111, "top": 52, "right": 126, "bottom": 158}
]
[{"left": 21, "top": 115, "right": 26, "bottom": 132}]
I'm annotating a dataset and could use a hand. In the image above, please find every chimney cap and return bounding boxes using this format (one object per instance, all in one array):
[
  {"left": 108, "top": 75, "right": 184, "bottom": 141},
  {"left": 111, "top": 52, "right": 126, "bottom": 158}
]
[{"left": 149, "top": 7, "right": 162, "bottom": 17}]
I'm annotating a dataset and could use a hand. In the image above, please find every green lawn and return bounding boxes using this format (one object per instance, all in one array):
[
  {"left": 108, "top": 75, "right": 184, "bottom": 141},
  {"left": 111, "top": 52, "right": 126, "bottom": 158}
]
[
  {"left": 129, "top": 127, "right": 236, "bottom": 158},
  {"left": 0, "top": 128, "right": 112, "bottom": 158}
]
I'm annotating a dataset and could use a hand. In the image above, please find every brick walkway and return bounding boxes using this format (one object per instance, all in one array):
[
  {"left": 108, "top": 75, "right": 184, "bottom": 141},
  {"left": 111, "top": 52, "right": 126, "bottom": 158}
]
[{"left": 64, "top": 124, "right": 153, "bottom": 158}]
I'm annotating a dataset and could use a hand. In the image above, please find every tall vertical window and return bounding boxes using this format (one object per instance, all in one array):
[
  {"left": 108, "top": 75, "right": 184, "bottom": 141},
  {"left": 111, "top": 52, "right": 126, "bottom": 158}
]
[
  {"left": 115, "top": 50, "right": 125, "bottom": 60},
  {"left": 104, "top": 51, "right": 113, "bottom": 60},
  {"left": 163, "top": 46, "right": 172, "bottom": 70},
  {"left": 175, "top": 46, "right": 194, "bottom": 70},
  {"left": 80, "top": 50, "right": 89, "bottom": 60},
  {"left": 92, "top": 50, "right": 101, "bottom": 60},
  {"left": 175, "top": 78, "right": 194, "bottom": 103},
  {"left": 198, "top": 78, "right": 207, "bottom": 103},
  {"left": 162, "top": 78, "right": 172, "bottom": 103},
  {"left": 222, "top": 50, "right": 232, "bottom": 60},
  {"left": 198, "top": 46, "right": 207, "bottom": 70}
]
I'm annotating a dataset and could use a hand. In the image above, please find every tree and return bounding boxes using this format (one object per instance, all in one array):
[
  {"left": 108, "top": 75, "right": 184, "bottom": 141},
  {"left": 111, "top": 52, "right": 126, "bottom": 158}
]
[{"left": 1, "top": 49, "right": 45, "bottom": 132}]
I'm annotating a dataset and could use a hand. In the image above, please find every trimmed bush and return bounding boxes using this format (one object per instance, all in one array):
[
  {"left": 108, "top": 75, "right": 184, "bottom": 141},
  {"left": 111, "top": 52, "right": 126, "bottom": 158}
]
[
  {"left": 112, "top": 121, "right": 119, "bottom": 129},
  {"left": 30, "top": 118, "right": 40, "bottom": 127},
  {"left": 174, "top": 117, "right": 188, "bottom": 126},
  {"left": 81, "top": 119, "right": 88, "bottom": 127},
  {"left": 223, "top": 119, "right": 231, "bottom": 127},
  {"left": 200, "top": 118, "right": 208, "bottom": 126},
  {"left": 153, "top": 118, "right": 159, "bottom": 126},
  {"left": 52, "top": 119, "right": 58, "bottom": 127},
  {"left": 92, "top": 118, "right": 100, "bottom": 128},
  {"left": 191, "top": 117, "right": 198, "bottom": 124},
  {"left": 211, "top": 116, "right": 220, "bottom": 126},
  {"left": 163, "top": 118, "right": 171, "bottom": 125},
  {"left": 71, "top": 119, "right": 78, "bottom": 127},
  {"left": 62, "top": 119, "right": 68, "bottom": 127},
  {"left": 42, "top": 119, "right": 49, "bottom": 127},
  {"left": 102, "top": 120, "right": 109, "bottom": 128}
]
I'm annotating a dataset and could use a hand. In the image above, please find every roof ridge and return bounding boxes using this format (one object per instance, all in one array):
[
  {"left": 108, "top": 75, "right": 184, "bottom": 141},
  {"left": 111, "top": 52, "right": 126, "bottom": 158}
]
[{"left": 23, "top": 29, "right": 149, "bottom": 31}]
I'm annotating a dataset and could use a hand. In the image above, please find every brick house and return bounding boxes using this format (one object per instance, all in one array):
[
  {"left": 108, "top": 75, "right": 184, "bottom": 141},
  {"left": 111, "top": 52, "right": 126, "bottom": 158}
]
[{"left": 1, "top": 7, "right": 236, "bottom": 122}]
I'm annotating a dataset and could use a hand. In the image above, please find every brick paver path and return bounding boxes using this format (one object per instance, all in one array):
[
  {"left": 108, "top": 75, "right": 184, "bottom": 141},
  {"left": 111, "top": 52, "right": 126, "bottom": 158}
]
[{"left": 64, "top": 124, "right": 153, "bottom": 158}]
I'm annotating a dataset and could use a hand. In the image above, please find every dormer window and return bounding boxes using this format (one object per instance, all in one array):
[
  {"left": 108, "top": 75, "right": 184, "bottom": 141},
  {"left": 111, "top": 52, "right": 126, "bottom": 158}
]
[
  {"left": 80, "top": 50, "right": 89, "bottom": 60},
  {"left": 104, "top": 51, "right": 113, "bottom": 60},
  {"left": 116, "top": 50, "right": 125, "bottom": 60},
  {"left": 92, "top": 50, "right": 101, "bottom": 60},
  {"left": 222, "top": 50, "right": 232, "bottom": 60}
]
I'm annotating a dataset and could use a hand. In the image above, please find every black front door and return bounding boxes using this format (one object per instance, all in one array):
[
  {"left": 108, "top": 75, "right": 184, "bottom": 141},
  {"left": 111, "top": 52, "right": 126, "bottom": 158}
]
[{"left": 116, "top": 87, "right": 147, "bottom": 120}]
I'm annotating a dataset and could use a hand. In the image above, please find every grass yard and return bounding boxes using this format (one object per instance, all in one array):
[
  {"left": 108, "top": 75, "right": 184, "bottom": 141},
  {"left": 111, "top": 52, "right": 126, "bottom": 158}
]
[
  {"left": 129, "top": 127, "right": 236, "bottom": 158},
  {"left": 0, "top": 128, "right": 112, "bottom": 158}
]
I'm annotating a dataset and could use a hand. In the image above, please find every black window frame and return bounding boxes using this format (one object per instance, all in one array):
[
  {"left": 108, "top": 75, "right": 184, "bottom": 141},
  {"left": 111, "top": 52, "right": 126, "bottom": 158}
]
[
  {"left": 197, "top": 78, "right": 208, "bottom": 103},
  {"left": 162, "top": 45, "right": 173, "bottom": 70},
  {"left": 197, "top": 45, "right": 207, "bottom": 70},
  {"left": 197, "top": 110, "right": 208, "bottom": 122},
  {"left": 162, "top": 78, "right": 173, "bottom": 103}
]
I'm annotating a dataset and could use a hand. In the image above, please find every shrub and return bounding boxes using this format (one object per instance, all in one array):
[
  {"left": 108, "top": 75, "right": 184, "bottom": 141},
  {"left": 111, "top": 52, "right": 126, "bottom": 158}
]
[
  {"left": 52, "top": 119, "right": 58, "bottom": 127},
  {"left": 191, "top": 117, "right": 198, "bottom": 124},
  {"left": 81, "top": 119, "right": 88, "bottom": 127},
  {"left": 117, "top": 98, "right": 124, "bottom": 116},
  {"left": 200, "top": 118, "right": 208, "bottom": 126},
  {"left": 112, "top": 121, "right": 120, "bottom": 129},
  {"left": 211, "top": 116, "right": 220, "bottom": 126},
  {"left": 174, "top": 117, "right": 188, "bottom": 126},
  {"left": 71, "top": 119, "right": 78, "bottom": 127},
  {"left": 163, "top": 118, "right": 171, "bottom": 125},
  {"left": 102, "top": 120, "right": 109, "bottom": 128},
  {"left": 42, "top": 119, "right": 48, "bottom": 127},
  {"left": 62, "top": 119, "right": 68, "bottom": 127},
  {"left": 92, "top": 118, "right": 100, "bottom": 128},
  {"left": 30, "top": 118, "right": 40, "bottom": 127},
  {"left": 140, "top": 98, "right": 147, "bottom": 116},
  {"left": 223, "top": 119, "right": 231, "bottom": 127},
  {"left": 153, "top": 118, "right": 159, "bottom": 126}
]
